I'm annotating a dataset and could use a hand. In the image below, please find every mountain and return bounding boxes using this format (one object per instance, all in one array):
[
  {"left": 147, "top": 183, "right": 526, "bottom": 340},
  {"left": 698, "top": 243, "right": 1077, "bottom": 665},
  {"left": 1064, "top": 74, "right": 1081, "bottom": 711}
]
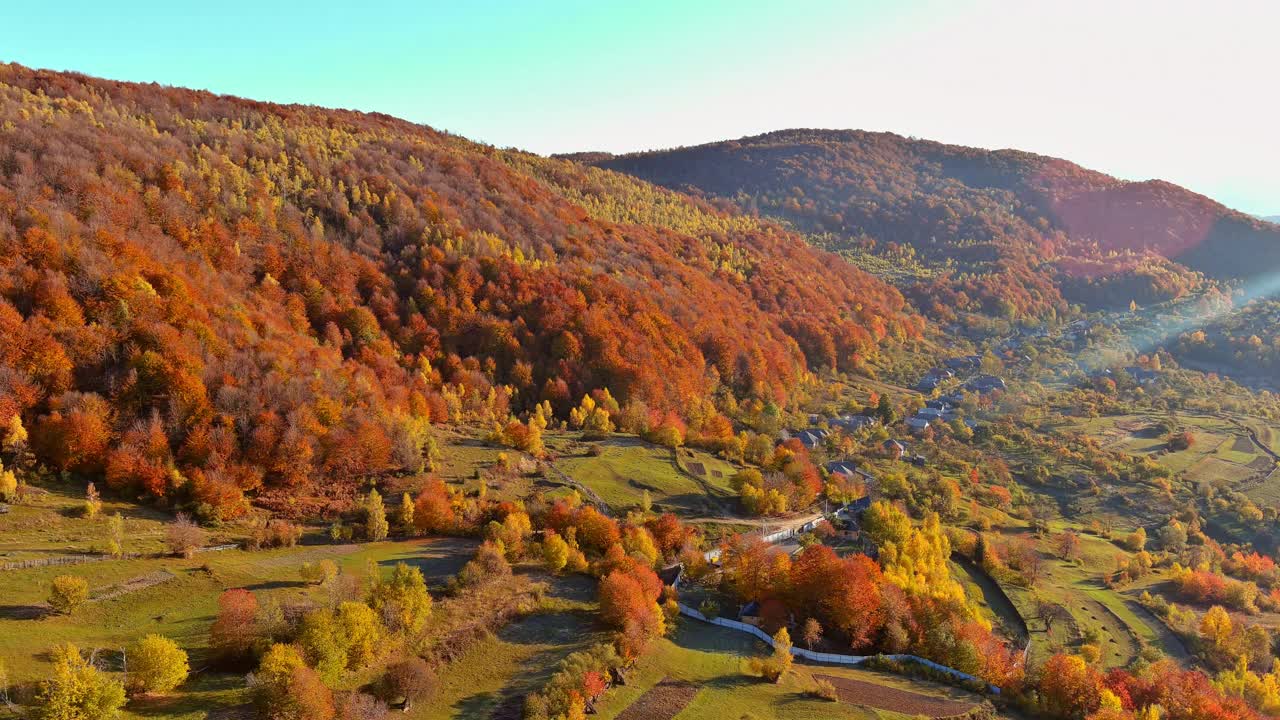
[
  {"left": 0, "top": 65, "right": 919, "bottom": 509},
  {"left": 586, "top": 130, "right": 1280, "bottom": 319},
  {"left": 1261, "top": 215, "right": 1280, "bottom": 224}
]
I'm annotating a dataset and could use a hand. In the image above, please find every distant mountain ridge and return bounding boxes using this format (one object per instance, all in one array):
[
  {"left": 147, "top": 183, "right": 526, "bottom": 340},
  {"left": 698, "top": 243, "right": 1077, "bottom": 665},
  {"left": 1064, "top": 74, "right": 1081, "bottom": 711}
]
[{"left": 584, "top": 130, "right": 1280, "bottom": 317}]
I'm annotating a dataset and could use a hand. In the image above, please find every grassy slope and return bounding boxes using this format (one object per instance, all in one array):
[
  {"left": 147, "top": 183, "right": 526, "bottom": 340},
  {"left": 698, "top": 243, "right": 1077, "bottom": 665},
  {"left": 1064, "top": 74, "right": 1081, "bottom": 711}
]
[
  {"left": 553, "top": 437, "right": 738, "bottom": 516},
  {"left": 595, "top": 621, "right": 988, "bottom": 720},
  {"left": 0, "top": 536, "right": 476, "bottom": 716}
]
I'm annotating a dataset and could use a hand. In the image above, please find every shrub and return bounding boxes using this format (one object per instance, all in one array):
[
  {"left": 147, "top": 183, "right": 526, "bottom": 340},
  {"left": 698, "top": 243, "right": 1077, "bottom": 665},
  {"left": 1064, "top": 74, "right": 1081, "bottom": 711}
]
[
  {"left": 806, "top": 677, "right": 838, "bottom": 701},
  {"left": 336, "top": 692, "right": 387, "bottom": 720},
  {"left": 48, "top": 575, "right": 89, "bottom": 614},
  {"left": 250, "top": 518, "right": 302, "bottom": 549},
  {"left": 747, "top": 628, "right": 793, "bottom": 683},
  {"left": 456, "top": 541, "right": 511, "bottom": 587},
  {"left": 166, "top": 513, "right": 206, "bottom": 558},
  {"left": 302, "top": 560, "right": 339, "bottom": 586},
  {"left": 82, "top": 482, "right": 101, "bottom": 519},
  {"left": 126, "top": 634, "right": 189, "bottom": 694},
  {"left": 380, "top": 657, "right": 436, "bottom": 710}
]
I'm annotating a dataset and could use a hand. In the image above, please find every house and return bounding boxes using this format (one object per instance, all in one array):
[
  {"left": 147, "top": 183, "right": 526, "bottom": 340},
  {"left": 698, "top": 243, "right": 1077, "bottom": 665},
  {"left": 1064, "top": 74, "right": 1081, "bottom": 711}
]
[
  {"left": 1123, "top": 366, "right": 1160, "bottom": 384},
  {"left": 830, "top": 414, "right": 877, "bottom": 432},
  {"left": 925, "top": 399, "right": 950, "bottom": 411},
  {"left": 791, "top": 429, "right": 827, "bottom": 449},
  {"left": 966, "top": 374, "right": 1006, "bottom": 394},
  {"left": 882, "top": 439, "right": 907, "bottom": 458},
  {"left": 906, "top": 417, "right": 931, "bottom": 434},
  {"left": 944, "top": 355, "right": 980, "bottom": 371},
  {"left": 825, "top": 461, "right": 877, "bottom": 486},
  {"left": 917, "top": 376, "right": 940, "bottom": 392},
  {"left": 909, "top": 454, "right": 928, "bottom": 467},
  {"left": 825, "top": 460, "right": 860, "bottom": 477},
  {"left": 915, "top": 407, "right": 944, "bottom": 421}
]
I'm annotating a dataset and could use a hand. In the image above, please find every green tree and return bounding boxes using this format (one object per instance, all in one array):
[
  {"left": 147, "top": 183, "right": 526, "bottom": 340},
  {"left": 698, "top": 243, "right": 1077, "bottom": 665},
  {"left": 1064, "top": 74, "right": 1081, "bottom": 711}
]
[
  {"left": 875, "top": 395, "right": 896, "bottom": 425},
  {"left": 364, "top": 488, "right": 388, "bottom": 541},
  {"left": 49, "top": 575, "right": 89, "bottom": 615},
  {"left": 126, "top": 634, "right": 188, "bottom": 695},
  {"left": 297, "top": 610, "right": 348, "bottom": 682},
  {"left": 39, "top": 643, "right": 126, "bottom": 720},
  {"left": 367, "top": 562, "right": 433, "bottom": 633}
]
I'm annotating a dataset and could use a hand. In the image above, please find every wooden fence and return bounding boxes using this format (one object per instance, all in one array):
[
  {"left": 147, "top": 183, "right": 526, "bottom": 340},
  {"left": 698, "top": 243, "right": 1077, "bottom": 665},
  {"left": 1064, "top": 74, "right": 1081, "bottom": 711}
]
[{"left": 0, "top": 544, "right": 237, "bottom": 572}]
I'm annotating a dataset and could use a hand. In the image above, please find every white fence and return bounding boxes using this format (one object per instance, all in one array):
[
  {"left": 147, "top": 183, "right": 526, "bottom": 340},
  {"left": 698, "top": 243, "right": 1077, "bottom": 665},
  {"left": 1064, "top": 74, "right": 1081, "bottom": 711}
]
[{"left": 673, "top": 568, "right": 999, "bottom": 693}]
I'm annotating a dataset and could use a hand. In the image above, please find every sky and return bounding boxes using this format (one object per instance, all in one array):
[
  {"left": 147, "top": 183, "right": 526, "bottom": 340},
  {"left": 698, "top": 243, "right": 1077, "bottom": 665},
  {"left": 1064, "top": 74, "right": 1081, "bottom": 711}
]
[{"left": 2, "top": 0, "right": 1276, "bottom": 215}]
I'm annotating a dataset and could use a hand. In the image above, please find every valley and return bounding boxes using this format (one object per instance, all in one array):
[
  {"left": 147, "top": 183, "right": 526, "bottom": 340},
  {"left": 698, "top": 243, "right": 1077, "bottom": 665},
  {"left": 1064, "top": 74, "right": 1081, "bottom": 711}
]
[{"left": 0, "top": 61, "right": 1279, "bottom": 720}]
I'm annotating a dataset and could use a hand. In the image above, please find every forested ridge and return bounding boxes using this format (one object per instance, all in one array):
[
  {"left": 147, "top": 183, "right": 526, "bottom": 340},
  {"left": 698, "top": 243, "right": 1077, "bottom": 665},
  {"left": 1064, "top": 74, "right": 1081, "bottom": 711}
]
[
  {"left": 0, "top": 65, "right": 922, "bottom": 511},
  {"left": 589, "top": 129, "right": 1280, "bottom": 319}
]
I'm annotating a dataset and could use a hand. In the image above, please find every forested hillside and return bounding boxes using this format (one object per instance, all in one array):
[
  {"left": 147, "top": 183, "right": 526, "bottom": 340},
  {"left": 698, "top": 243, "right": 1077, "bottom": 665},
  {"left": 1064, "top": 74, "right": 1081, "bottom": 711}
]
[
  {"left": 0, "top": 65, "right": 920, "bottom": 511},
  {"left": 589, "top": 130, "right": 1280, "bottom": 319}
]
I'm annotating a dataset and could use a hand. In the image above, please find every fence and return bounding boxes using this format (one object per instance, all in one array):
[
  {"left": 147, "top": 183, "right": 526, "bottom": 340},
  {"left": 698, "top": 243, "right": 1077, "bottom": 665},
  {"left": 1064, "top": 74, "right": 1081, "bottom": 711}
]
[
  {"left": 0, "top": 544, "right": 236, "bottom": 572},
  {"left": 672, "top": 567, "right": 1000, "bottom": 694}
]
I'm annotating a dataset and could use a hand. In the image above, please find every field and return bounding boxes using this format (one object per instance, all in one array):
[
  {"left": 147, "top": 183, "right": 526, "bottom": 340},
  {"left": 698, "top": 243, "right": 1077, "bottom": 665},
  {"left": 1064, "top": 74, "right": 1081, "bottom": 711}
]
[
  {"left": 0, "top": 532, "right": 478, "bottom": 716},
  {"left": 1051, "top": 412, "right": 1273, "bottom": 486},
  {"left": 412, "top": 573, "right": 603, "bottom": 720},
  {"left": 552, "top": 437, "right": 739, "bottom": 516},
  {"left": 983, "top": 524, "right": 1190, "bottom": 669},
  {"left": 594, "top": 621, "right": 990, "bottom": 720}
]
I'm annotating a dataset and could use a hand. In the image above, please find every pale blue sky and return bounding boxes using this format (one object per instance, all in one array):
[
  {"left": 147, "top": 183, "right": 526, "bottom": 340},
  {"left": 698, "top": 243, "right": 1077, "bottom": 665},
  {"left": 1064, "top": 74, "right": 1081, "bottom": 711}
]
[{"left": 2, "top": 0, "right": 1276, "bottom": 214}]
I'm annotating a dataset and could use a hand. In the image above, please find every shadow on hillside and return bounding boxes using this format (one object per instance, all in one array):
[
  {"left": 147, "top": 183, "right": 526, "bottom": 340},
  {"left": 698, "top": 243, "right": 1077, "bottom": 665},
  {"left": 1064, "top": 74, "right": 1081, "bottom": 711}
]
[{"left": 0, "top": 604, "right": 48, "bottom": 620}]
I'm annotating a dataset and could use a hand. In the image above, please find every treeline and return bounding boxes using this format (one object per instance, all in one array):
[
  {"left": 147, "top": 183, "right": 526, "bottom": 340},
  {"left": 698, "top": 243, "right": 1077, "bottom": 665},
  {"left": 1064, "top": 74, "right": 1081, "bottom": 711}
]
[{"left": 0, "top": 64, "right": 920, "bottom": 509}]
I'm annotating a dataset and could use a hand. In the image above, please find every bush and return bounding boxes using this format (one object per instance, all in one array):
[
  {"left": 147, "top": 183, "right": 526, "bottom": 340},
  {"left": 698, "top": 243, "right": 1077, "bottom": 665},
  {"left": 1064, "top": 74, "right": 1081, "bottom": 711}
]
[
  {"left": 301, "top": 560, "right": 339, "bottom": 586},
  {"left": 250, "top": 518, "right": 302, "bottom": 549},
  {"left": 380, "top": 657, "right": 436, "bottom": 710},
  {"left": 48, "top": 575, "right": 89, "bottom": 615},
  {"left": 166, "top": 513, "right": 206, "bottom": 558},
  {"left": 126, "top": 634, "right": 189, "bottom": 694},
  {"left": 806, "top": 677, "right": 838, "bottom": 701},
  {"left": 336, "top": 692, "right": 387, "bottom": 720}
]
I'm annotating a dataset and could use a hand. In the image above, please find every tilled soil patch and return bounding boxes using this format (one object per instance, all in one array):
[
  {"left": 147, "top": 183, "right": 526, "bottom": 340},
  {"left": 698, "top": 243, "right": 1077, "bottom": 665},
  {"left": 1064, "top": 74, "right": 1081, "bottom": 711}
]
[
  {"left": 616, "top": 678, "right": 699, "bottom": 720},
  {"left": 816, "top": 674, "right": 974, "bottom": 718}
]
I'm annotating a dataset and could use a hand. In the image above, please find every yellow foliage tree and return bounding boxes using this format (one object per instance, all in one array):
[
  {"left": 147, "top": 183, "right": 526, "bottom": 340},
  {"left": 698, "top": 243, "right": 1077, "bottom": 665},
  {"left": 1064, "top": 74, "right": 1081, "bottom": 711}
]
[
  {"left": 39, "top": 643, "right": 126, "bottom": 720},
  {"left": 126, "top": 634, "right": 189, "bottom": 695}
]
